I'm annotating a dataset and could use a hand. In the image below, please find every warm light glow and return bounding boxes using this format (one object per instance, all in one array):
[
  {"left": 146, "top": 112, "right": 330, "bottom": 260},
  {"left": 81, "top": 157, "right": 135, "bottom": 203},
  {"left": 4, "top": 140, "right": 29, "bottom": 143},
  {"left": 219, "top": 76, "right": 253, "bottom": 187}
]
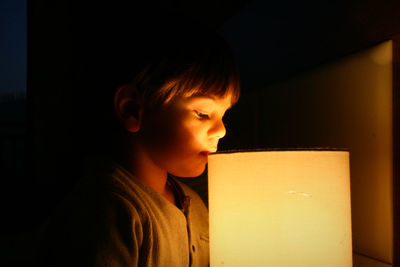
[{"left": 208, "top": 150, "right": 352, "bottom": 267}]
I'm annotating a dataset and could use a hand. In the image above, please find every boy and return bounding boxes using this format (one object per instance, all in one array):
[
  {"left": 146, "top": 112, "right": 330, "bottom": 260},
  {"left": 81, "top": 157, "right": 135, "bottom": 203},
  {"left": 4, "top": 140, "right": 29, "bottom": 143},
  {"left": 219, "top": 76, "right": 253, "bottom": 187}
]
[{"left": 36, "top": 9, "right": 240, "bottom": 267}]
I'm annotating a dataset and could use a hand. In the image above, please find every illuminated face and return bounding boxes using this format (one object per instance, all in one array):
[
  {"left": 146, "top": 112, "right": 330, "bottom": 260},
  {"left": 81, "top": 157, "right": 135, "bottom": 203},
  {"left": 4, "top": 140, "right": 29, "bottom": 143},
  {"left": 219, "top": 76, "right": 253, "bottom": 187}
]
[{"left": 139, "top": 94, "right": 232, "bottom": 177}]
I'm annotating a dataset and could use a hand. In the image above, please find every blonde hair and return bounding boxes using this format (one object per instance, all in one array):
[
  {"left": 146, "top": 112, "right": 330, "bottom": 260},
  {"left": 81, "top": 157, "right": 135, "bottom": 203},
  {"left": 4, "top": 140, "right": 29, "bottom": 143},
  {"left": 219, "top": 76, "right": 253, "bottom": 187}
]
[{"left": 128, "top": 24, "right": 240, "bottom": 109}]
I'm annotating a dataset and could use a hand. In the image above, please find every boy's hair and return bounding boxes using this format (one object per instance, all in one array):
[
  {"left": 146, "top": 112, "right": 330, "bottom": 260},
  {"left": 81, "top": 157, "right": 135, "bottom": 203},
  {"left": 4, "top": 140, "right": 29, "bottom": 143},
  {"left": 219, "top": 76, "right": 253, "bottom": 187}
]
[
  {"left": 130, "top": 25, "right": 240, "bottom": 108},
  {"left": 74, "top": 8, "right": 240, "bottom": 155}
]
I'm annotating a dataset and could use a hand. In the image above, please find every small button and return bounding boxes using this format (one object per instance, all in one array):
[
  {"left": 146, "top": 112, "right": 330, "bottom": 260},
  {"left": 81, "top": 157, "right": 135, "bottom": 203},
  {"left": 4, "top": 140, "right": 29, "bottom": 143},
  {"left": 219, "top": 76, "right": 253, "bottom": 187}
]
[{"left": 192, "top": 245, "right": 196, "bottom": 252}]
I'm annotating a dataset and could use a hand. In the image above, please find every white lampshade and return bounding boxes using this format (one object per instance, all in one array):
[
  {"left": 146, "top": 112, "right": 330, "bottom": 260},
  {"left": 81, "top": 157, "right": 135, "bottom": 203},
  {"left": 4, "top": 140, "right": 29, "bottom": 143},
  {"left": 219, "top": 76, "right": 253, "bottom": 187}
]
[{"left": 208, "top": 150, "right": 353, "bottom": 267}]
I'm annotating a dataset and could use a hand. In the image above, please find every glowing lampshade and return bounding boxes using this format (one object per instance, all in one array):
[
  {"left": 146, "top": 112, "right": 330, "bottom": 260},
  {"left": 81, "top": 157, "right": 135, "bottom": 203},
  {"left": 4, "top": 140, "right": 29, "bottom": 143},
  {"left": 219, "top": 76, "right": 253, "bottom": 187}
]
[{"left": 208, "top": 150, "right": 352, "bottom": 267}]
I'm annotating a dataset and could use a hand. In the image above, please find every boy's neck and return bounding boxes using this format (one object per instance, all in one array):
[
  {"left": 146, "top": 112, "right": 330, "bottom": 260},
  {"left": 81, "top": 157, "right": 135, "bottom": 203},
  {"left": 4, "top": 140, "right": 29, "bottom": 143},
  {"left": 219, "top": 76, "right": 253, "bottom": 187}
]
[{"left": 116, "top": 144, "right": 176, "bottom": 205}]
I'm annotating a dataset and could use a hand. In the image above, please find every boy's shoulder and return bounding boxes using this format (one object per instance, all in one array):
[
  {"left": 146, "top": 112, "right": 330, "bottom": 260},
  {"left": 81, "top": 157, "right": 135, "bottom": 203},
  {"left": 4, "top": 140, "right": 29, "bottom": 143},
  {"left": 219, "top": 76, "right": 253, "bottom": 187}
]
[{"left": 89, "top": 157, "right": 208, "bottom": 214}]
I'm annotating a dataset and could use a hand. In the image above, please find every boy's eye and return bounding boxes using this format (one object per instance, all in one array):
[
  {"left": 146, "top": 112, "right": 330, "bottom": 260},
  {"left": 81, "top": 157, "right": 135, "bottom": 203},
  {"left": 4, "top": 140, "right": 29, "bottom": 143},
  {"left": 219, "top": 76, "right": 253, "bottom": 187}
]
[{"left": 194, "top": 110, "right": 210, "bottom": 120}]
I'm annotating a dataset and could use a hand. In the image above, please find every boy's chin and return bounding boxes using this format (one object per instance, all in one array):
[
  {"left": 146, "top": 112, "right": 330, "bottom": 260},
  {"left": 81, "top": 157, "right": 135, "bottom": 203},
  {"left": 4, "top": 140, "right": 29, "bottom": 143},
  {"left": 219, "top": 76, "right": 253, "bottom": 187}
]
[{"left": 170, "top": 164, "right": 206, "bottom": 178}]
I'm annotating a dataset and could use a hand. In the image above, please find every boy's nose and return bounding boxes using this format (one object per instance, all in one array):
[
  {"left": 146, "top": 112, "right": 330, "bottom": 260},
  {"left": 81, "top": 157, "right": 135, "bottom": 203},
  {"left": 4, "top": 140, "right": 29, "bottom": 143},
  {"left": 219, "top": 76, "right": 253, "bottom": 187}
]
[{"left": 208, "top": 119, "right": 226, "bottom": 140}]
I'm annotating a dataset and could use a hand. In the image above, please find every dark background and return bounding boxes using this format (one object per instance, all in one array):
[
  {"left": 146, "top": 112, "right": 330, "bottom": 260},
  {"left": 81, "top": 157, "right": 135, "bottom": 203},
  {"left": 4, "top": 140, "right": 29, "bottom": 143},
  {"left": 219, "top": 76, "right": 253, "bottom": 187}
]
[{"left": 1, "top": 0, "right": 400, "bottom": 266}]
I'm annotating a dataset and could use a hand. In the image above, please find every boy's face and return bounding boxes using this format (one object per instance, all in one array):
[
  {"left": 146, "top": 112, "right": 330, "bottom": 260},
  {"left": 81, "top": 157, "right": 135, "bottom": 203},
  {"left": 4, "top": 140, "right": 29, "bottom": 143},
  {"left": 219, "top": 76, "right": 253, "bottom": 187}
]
[{"left": 139, "top": 94, "right": 232, "bottom": 177}]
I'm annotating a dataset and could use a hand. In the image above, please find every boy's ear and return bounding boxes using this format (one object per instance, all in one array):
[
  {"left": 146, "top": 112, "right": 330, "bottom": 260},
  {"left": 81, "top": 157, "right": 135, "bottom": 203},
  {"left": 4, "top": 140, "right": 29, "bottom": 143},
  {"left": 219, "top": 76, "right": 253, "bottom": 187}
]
[{"left": 114, "top": 84, "right": 142, "bottom": 133}]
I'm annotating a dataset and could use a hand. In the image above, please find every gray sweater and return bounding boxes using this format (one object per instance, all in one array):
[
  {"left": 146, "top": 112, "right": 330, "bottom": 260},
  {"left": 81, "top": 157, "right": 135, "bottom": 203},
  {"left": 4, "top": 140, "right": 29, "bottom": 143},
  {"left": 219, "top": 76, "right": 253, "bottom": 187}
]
[{"left": 36, "top": 158, "right": 209, "bottom": 267}]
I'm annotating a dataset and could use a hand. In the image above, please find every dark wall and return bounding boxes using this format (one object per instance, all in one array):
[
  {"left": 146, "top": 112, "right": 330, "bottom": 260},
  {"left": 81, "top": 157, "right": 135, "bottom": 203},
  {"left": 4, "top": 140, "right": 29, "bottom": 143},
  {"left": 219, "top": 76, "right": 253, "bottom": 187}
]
[{"left": 221, "top": 0, "right": 400, "bottom": 92}]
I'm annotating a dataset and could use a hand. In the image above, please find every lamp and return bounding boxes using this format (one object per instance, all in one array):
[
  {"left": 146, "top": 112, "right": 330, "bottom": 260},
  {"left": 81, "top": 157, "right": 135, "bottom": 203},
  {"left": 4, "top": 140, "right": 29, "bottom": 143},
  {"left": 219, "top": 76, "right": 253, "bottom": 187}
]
[{"left": 208, "top": 150, "right": 353, "bottom": 266}]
